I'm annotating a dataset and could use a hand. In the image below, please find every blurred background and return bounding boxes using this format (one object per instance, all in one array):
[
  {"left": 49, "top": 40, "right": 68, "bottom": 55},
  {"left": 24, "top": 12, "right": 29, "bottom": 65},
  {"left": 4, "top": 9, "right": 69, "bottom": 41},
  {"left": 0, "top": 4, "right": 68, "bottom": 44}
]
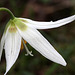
[{"left": 0, "top": 0, "right": 75, "bottom": 75}]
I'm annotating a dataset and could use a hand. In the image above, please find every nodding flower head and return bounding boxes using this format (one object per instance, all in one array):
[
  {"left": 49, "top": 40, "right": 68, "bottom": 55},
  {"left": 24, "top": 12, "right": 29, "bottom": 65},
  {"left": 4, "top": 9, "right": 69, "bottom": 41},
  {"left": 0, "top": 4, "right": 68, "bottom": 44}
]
[{"left": 0, "top": 8, "right": 75, "bottom": 75}]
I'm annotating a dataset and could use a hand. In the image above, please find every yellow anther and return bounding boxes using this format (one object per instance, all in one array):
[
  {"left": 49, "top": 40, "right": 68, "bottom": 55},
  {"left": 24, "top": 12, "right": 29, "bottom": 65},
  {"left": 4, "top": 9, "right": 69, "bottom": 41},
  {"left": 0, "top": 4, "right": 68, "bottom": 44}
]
[{"left": 21, "top": 40, "right": 27, "bottom": 50}]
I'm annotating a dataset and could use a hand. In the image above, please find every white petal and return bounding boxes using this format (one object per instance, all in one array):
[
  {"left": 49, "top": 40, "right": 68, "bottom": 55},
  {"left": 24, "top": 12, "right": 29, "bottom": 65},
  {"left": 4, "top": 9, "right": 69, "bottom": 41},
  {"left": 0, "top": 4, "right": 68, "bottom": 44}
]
[
  {"left": 17, "top": 26, "right": 67, "bottom": 66},
  {"left": 0, "top": 33, "right": 5, "bottom": 61},
  {"left": 0, "top": 27, "right": 9, "bottom": 61},
  {"left": 19, "top": 15, "right": 75, "bottom": 29},
  {"left": 4, "top": 31, "right": 21, "bottom": 75}
]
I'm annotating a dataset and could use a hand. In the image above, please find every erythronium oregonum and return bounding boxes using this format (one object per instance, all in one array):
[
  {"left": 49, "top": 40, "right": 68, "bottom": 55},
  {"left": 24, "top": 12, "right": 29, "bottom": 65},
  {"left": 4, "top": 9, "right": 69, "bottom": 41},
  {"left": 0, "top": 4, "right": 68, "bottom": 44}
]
[{"left": 0, "top": 8, "right": 75, "bottom": 75}]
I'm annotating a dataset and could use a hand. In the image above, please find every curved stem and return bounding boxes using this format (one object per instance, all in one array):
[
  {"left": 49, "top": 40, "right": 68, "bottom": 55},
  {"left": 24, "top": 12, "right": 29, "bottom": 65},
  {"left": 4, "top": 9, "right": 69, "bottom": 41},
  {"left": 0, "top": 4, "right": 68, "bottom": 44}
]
[{"left": 0, "top": 7, "right": 15, "bottom": 19}]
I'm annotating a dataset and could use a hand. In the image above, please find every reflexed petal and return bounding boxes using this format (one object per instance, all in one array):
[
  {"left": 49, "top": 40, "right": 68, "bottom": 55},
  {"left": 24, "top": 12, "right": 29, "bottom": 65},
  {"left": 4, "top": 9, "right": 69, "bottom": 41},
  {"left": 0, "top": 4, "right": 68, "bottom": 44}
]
[
  {"left": 17, "top": 26, "right": 67, "bottom": 66},
  {"left": 4, "top": 31, "right": 21, "bottom": 75},
  {"left": 19, "top": 15, "right": 75, "bottom": 29}
]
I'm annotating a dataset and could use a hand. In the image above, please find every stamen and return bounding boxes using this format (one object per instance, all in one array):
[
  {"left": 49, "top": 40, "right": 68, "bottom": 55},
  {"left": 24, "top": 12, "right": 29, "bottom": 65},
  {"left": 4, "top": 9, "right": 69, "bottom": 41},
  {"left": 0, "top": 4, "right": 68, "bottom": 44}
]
[
  {"left": 22, "top": 39, "right": 33, "bottom": 56},
  {"left": 21, "top": 40, "right": 27, "bottom": 50}
]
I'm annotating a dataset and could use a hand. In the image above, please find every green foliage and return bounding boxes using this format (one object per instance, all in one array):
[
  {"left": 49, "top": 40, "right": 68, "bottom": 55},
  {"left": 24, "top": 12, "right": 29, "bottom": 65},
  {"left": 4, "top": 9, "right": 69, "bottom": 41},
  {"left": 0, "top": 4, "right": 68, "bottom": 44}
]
[{"left": 40, "top": 0, "right": 51, "bottom": 4}]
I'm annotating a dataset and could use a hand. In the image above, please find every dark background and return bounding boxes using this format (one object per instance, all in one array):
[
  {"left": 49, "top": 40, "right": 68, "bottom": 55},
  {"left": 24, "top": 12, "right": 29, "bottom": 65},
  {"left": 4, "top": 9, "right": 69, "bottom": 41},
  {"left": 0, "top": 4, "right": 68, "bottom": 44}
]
[{"left": 0, "top": 0, "right": 75, "bottom": 75}]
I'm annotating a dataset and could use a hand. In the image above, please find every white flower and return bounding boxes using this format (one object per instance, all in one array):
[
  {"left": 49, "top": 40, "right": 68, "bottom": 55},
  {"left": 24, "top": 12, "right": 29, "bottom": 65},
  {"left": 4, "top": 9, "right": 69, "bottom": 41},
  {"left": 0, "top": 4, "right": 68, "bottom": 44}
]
[{"left": 0, "top": 15, "right": 75, "bottom": 75}]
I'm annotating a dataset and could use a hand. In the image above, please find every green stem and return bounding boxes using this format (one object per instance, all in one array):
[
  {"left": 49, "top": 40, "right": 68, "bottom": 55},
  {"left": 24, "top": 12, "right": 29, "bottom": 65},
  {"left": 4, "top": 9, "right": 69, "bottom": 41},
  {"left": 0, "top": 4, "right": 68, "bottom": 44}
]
[{"left": 0, "top": 7, "right": 15, "bottom": 19}]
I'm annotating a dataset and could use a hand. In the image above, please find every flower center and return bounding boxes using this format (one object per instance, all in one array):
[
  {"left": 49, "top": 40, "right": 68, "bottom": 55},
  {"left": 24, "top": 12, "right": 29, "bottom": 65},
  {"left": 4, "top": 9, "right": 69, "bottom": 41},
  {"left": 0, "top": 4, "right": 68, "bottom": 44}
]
[{"left": 13, "top": 18, "right": 27, "bottom": 31}]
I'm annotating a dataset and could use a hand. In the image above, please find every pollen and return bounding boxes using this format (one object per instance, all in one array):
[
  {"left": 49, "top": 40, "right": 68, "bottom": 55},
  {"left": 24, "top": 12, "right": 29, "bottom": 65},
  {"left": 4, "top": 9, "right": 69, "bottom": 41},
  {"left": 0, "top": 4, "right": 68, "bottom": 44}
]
[{"left": 21, "top": 40, "right": 27, "bottom": 50}]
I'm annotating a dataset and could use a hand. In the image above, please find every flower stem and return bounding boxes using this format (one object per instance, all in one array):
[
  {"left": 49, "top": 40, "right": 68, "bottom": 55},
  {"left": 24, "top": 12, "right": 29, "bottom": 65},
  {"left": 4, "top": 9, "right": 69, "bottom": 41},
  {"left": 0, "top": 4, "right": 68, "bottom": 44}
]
[{"left": 0, "top": 7, "right": 15, "bottom": 19}]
